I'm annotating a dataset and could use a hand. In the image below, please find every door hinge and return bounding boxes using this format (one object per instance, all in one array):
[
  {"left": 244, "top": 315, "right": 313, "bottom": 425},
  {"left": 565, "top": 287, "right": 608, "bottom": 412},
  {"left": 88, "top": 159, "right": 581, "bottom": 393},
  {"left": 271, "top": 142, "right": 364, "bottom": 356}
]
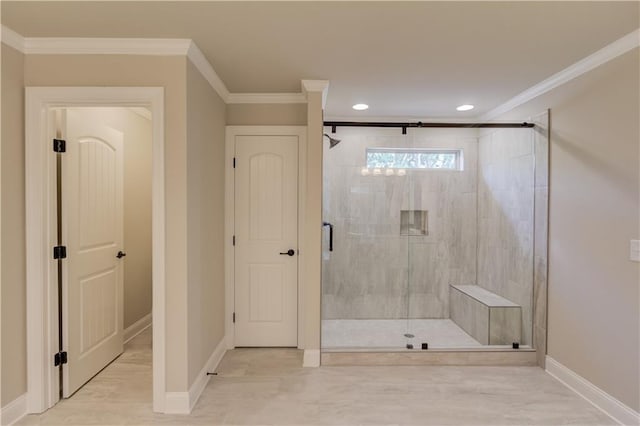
[
  {"left": 233, "top": 157, "right": 236, "bottom": 168},
  {"left": 54, "top": 351, "right": 68, "bottom": 366},
  {"left": 233, "top": 312, "right": 236, "bottom": 323},
  {"left": 233, "top": 235, "right": 236, "bottom": 246},
  {"left": 53, "top": 138, "right": 66, "bottom": 153},
  {"left": 53, "top": 245, "right": 67, "bottom": 260}
]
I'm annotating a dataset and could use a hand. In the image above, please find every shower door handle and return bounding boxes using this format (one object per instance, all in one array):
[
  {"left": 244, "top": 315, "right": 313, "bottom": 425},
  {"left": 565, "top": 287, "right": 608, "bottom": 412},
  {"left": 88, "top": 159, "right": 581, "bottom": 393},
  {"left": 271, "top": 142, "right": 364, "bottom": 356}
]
[{"left": 323, "top": 222, "right": 334, "bottom": 252}]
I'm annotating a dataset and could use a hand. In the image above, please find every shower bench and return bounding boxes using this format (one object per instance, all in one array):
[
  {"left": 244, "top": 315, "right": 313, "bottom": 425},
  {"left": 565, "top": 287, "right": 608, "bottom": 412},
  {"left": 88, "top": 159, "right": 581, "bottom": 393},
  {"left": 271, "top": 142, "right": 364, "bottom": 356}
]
[{"left": 449, "top": 284, "right": 521, "bottom": 346}]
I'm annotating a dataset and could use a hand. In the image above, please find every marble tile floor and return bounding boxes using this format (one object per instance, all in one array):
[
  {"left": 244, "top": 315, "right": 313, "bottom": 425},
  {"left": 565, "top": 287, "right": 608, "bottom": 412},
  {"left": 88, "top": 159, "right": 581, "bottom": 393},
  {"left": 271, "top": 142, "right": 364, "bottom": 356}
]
[
  {"left": 322, "top": 319, "right": 483, "bottom": 349},
  {"left": 18, "top": 328, "right": 614, "bottom": 425}
]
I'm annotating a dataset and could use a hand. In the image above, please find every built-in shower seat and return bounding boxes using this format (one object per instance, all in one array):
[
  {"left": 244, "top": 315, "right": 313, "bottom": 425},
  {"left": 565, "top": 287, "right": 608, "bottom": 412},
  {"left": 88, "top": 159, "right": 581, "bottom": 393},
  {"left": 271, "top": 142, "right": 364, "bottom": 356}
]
[{"left": 449, "top": 284, "right": 521, "bottom": 346}]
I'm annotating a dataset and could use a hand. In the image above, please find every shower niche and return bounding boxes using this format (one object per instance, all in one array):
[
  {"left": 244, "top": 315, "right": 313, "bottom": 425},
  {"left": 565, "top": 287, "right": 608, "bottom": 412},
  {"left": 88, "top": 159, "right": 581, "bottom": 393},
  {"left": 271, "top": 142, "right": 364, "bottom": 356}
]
[
  {"left": 400, "top": 210, "right": 428, "bottom": 236},
  {"left": 321, "top": 114, "right": 549, "bottom": 365}
]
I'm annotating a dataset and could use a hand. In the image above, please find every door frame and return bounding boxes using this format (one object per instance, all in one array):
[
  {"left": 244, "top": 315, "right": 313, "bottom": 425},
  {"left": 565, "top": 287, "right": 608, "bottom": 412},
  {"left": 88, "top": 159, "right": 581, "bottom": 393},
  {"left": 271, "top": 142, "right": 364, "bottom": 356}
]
[
  {"left": 224, "top": 126, "right": 307, "bottom": 349},
  {"left": 25, "top": 87, "right": 166, "bottom": 413}
]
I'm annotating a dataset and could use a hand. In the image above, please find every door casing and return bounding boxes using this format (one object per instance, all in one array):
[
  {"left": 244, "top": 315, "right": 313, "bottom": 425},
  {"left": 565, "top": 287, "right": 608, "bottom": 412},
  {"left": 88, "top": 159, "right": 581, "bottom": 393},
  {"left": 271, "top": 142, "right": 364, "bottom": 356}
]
[
  {"left": 224, "top": 126, "right": 307, "bottom": 350},
  {"left": 25, "top": 87, "right": 166, "bottom": 413}
]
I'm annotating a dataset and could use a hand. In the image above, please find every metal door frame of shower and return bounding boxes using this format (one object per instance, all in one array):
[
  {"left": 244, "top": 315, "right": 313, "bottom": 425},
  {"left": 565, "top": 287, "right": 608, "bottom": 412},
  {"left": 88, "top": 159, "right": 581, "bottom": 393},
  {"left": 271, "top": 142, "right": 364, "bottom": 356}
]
[{"left": 324, "top": 120, "right": 534, "bottom": 135}]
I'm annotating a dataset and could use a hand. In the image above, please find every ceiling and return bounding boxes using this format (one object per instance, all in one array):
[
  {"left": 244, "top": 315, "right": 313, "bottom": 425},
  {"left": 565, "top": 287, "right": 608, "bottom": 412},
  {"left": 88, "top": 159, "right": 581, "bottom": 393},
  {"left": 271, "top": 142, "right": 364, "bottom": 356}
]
[{"left": 2, "top": 1, "right": 638, "bottom": 118}]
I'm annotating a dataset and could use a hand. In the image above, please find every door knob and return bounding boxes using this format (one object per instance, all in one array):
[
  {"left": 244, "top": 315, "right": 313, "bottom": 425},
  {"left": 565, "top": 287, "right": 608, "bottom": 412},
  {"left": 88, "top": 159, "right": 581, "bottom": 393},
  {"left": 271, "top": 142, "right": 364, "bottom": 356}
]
[
  {"left": 279, "top": 249, "right": 295, "bottom": 256},
  {"left": 116, "top": 251, "right": 127, "bottom": 259}
]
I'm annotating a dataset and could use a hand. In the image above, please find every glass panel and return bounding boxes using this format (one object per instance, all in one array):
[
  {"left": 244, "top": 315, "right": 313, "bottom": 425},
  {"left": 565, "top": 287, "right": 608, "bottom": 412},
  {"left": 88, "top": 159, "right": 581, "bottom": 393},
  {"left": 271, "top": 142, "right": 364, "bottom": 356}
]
[
  {"left": 322, "top": 125, "right": 539, "bottom": 352},
  {"left": 405, "top": 133, "right": 480, "bottom": 349},
  {"left": 470, "top": 128, "right": 536, "bottom": 348},
  {"left": 405, "top": 128, "right": 534, "bottom": 349},
  {"left": 321, "top": 127, "right": 411, "bottom": 350}
]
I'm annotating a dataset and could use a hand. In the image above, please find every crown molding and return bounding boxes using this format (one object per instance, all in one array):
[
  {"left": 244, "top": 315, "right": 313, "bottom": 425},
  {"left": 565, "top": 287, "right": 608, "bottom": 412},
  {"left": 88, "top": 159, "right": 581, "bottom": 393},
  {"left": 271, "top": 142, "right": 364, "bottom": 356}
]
[
  {"left": 23, "top": 36, "right": 192, "bottom": 56},
  {"left": 301, "top": 79, "right": 330, "bottom": 93},
  {"left": 481, "top": 28, "right": 640, "bottom": 120},
  {"left": 302, "top": 79, "right": 330, "bottom": 109},
  {"left": 227, "top": 92, "right": 307, "bottom": 104},
  {"left": 10, "top": 23, "right": 634, "bottom": 116},
  {"left": 1, "top": 25, "right": 26, "bottom": 52},
  {"left": 186, "top": 41, "right": 230, "bottom": 102}
]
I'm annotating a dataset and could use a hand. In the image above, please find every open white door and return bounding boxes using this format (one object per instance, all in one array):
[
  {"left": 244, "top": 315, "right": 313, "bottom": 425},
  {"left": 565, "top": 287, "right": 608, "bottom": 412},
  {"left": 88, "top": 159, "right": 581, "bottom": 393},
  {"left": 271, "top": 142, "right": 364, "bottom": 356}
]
[
  {"left": 62, "top": 108, "right": 124, "bottom": 397},
  {"left": 234, "top": 135, "right": 298, "bottom": 347}
]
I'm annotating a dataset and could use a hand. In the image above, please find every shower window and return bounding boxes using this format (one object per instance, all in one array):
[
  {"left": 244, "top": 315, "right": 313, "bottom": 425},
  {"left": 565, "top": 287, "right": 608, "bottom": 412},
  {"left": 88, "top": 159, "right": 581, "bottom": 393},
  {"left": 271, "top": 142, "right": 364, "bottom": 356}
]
[{"left": 366, "top": 148, "right": 462, "bottom": 170}]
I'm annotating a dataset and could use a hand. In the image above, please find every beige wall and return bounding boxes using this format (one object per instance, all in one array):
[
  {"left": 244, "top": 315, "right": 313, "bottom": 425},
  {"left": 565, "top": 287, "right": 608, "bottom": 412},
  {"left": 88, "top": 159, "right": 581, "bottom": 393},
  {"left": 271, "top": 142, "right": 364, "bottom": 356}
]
[
  {"left": 226, "top": 103, "right": 306, "bottom": 126},
  {"left": 185, "top": 61, "right": 226, "bottom": 386},
  {"left": 1, "top": 44, "right": 26, "bottom": 406},
  {"left": 501, "top": 49, "right": 640, "bottom": 411},
  {"left": 23, "top": 54, "right": 191, "bottom": 392},
  {"left": 65, "top": 107, "right": 153, "bottom": 330}
]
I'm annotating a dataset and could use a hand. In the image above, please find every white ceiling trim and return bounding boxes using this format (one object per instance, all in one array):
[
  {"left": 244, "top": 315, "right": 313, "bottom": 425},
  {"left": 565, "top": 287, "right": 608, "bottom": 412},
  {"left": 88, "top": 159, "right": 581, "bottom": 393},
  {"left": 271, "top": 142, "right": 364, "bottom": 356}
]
[
  {"left": 0, "top": 25, "right": 306, "bottom": 105},
  {"left": 5, "top": 23, "right": 636, "bottom": 115},
  {"left": 302, "top": 80, "right": 330, "bottom": 109},
  {"left": 227, "top": 93, "right": 307, "bottom": 104},
  {"left": 481, "top": 28, "right": 640, "bottom": 121},
  {"left": 1, "top": 25, "right": 25, "bottom": 52},
  {"left": 186, "top": 41, "right": 230, "bottom": 102},
  {"left": 24, "top": 36, "right": 192, "bottom": 56}
]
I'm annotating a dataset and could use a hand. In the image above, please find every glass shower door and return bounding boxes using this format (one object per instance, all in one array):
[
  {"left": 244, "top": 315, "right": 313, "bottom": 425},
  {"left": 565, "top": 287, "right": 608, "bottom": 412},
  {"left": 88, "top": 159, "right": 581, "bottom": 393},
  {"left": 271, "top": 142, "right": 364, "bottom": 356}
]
[{"left": 321, "top": 127, "right": 411, "bottom": 350}]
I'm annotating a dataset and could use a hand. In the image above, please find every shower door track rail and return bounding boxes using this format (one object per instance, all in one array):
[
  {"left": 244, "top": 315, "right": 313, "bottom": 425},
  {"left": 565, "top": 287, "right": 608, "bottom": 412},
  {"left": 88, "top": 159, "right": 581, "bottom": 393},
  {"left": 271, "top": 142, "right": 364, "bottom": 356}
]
[{"left": 324, "top": 121, "right": 534, "bottom": 134}]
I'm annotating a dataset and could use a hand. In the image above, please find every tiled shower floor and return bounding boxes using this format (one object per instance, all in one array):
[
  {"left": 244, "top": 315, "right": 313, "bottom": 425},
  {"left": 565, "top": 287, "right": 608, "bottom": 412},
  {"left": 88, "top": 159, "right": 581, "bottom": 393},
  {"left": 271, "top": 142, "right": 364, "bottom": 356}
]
[{"left": 322, "top": 319, "right": 482, "bottom": 349}]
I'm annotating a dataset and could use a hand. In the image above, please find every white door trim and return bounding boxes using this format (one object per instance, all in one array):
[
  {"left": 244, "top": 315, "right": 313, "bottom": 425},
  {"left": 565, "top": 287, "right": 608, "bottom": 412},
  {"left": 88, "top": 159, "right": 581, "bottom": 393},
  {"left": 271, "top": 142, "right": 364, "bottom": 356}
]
[
  {"left": 224, "top": 126, "right": 307, "bottom": 350},
  {"left": 25, "top": 87, "right": 166, "bottom": 413}
]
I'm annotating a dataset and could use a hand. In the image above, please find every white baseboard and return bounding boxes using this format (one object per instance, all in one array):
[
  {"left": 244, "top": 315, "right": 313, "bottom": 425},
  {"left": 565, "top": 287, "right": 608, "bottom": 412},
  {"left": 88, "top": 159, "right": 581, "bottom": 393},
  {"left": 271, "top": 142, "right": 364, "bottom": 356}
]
[
  {"left": 1, "top": 394, "right": 27, "bottom": 425},
  {"left": 163, "top": 392, "right": 190, "bottom": 415},
  {"left": 188, "top": 336, "right": 227, "bottom": 412},
  {"left": 124, "top": 313, "right": 152, "bottom": 344},
  {"left": 546, "top": 356, "right": 640, "bottom": 425},
  {"left": 303, "top": 349, "right": 320, "bottom": 367},
  {"left": 163, "top": 336, "right": 227, "bottom": 414}
]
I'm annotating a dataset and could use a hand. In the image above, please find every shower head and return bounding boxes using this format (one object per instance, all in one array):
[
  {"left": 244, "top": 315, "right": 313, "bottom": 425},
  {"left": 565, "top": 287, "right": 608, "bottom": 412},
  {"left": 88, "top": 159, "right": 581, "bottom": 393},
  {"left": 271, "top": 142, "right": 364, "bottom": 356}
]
[{"left": 323, "top": 133, "right": 341, "bottom": 149}]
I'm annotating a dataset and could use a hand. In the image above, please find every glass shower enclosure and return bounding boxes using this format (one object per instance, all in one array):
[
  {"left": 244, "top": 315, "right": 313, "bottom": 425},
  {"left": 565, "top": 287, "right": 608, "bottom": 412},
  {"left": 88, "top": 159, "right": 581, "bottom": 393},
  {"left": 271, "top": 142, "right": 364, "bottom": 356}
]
[{"left": 321, "top": 120, "right": 548, "bottom": 353}]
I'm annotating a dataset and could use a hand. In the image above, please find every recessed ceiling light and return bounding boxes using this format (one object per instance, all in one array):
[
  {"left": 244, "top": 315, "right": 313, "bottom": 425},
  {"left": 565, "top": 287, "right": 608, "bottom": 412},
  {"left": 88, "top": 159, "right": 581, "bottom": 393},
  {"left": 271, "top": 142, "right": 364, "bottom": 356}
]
[
  {"left": 352, "top": 103, "right": 369, "bottom": 111},
  {"left": 456, "top": 104, "right": 474, "bottom": 112}
]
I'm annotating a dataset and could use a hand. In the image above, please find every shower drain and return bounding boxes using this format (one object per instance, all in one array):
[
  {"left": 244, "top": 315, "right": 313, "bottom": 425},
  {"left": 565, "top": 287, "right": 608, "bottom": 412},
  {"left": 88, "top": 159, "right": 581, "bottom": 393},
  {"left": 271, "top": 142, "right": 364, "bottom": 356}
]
[{"left": 404, "top": 333, "right": 415, "bottom": 338}]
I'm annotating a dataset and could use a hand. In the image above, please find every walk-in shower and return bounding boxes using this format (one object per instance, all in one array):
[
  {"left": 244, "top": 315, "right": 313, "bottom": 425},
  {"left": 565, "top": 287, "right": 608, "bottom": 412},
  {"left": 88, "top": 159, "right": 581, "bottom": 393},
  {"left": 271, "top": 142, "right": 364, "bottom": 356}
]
[{"left": 320, "top": 115, "right": 549, "bottom": 358}]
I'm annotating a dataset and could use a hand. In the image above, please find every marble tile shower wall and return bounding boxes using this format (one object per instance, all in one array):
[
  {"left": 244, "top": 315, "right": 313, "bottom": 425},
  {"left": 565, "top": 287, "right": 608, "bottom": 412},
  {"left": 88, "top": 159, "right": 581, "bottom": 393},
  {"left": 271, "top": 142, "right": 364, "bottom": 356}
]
[
  {"left": 322, "top": 128, "right": 478, "bottom": 320},
  {"left": 477, "top": 128, "right": 535, "bottom": 346}
]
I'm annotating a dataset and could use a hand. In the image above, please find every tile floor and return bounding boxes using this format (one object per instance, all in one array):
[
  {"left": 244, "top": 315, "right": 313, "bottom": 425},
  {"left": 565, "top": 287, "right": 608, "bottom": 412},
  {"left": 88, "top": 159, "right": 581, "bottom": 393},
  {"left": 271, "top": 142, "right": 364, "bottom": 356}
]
[
  {"left": 18, "top": 327, "right": 614, "bottom": 425},
  {"left": 322, "top": 319, "right": 482, "bottom": 349}
]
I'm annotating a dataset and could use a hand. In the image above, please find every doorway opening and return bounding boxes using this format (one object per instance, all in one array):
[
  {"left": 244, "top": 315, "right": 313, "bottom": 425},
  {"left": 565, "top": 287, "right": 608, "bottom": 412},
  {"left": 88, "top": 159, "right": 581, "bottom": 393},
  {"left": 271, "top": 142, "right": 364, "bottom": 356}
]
[
  {"left": 25, "top": 88, "right": 166, "bottom": 413},
  {"left": 51, "top": 107, "right": 153, "bottom": 399}
]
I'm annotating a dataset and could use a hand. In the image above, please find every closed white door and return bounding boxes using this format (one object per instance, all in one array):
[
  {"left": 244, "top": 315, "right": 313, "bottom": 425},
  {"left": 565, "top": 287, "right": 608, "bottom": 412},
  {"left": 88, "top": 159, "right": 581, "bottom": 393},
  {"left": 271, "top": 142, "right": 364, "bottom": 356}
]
[
  {"left": 234, "top": 135, "right": 298, "bottom": 347},
  {"left": 62, "top": 109, "right": 124, "bottom": 397}
]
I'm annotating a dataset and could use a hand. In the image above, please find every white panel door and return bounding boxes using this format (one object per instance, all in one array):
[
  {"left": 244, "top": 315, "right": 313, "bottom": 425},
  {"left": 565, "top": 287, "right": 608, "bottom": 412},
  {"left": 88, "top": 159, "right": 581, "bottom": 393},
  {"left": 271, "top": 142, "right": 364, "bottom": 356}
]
[
  {"left": 235, "top": 135, "right": 298, "bottom": 347},
  {"left": 62, "top": 109, "right": 124, "bottom": 397}
]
